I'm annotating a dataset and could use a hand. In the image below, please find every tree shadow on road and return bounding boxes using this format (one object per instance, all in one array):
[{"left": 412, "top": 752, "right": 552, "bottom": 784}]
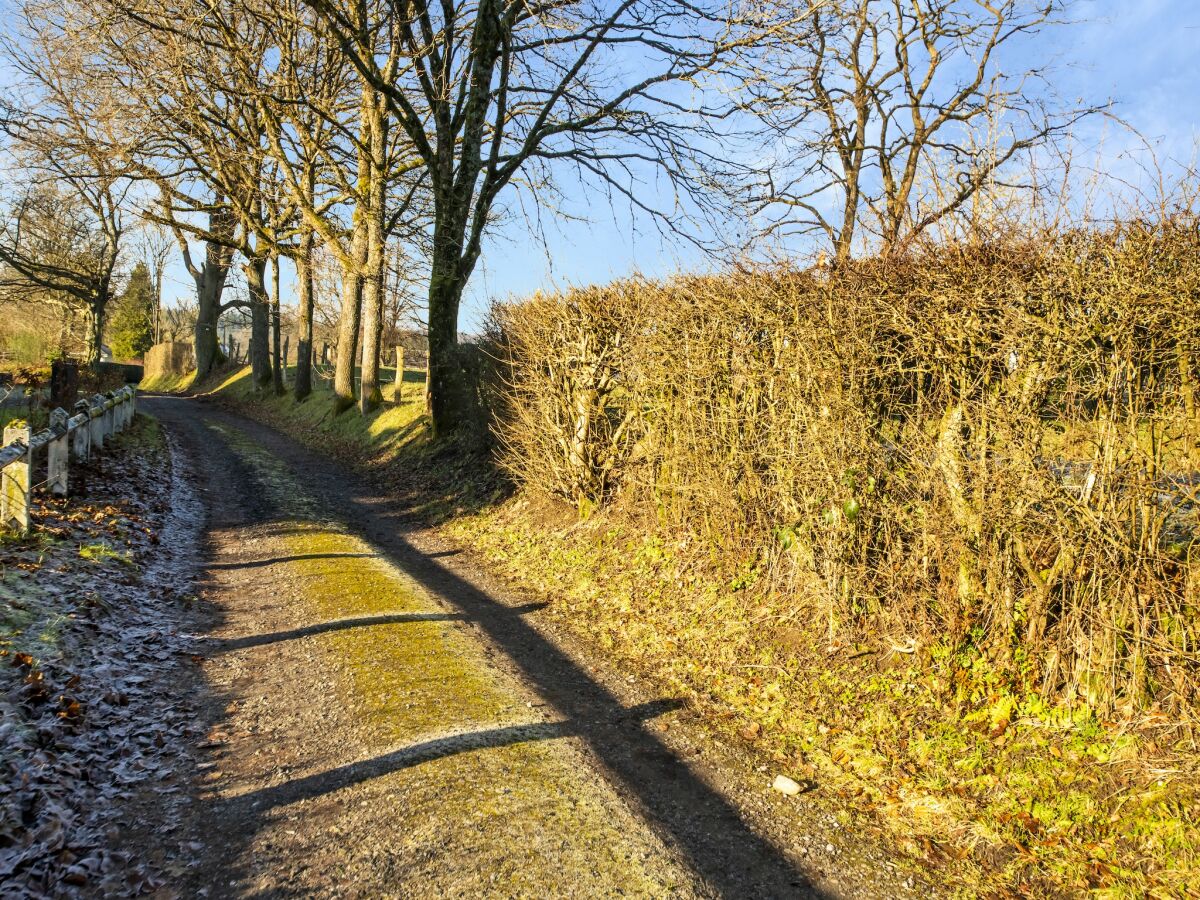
[
  {"left": 208, "top": 601, "right": 550, "bottom": 652},
  {"left": 207, "top": 552, "right": 378, "bottom": 570},
  {"left": 148, "top": 396, "right": 826, "bottom": 899},
  {"left": 220, "top": 699, "right": 683, "bottom": 818}
]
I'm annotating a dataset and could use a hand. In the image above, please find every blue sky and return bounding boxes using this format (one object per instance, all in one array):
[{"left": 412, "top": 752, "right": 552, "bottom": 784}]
[
  {"left": 40, "top": 0, "right": 1197, "bottom": 332},
  {"left": 455, "top": 0, "right": 1200, "bottom": 330}
]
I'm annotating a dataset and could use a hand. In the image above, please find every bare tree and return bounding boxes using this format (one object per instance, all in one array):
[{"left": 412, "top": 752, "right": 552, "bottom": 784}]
[
  {"left": 81, "top": 0, "right": 297, "bottom": 388},
  {"left": 248, "top": 0, "right": 424, "bottom": 413},
  {"left": 303, "top": 0, "right": 761, "bottom": 434},
  {"left": 0, "top": 182, "right": 124, "bottom": 362},
  {"left": 746, "top": 0, "right": 1097, "bottom": 261},
  {"left": 0, "top": 7, "right": 134, "bottom": 363},
  {"left": 132, "top": 221, "right": 175, "bottom": 344},
  {"left": 164, "top": 199, "right": 241, "bottom": 379}
]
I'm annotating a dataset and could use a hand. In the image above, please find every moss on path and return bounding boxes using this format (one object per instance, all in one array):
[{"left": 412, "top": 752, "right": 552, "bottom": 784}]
[{"left": 186, "top": 421, "right": 700, "bottom": 897}]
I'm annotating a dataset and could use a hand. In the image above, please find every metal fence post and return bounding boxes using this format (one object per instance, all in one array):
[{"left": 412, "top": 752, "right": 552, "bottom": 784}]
[
  {"left": 1, "top": 424, "right": 31, "bottom": 531},
  {"left": 47, "top": 408, "right": 69, "bottom": 497},
  {"left": 72, "top": 399, "right": 91, "bottom": 461}
]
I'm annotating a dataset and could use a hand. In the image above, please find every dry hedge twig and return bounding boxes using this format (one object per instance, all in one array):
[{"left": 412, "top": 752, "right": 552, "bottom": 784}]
[{"left": 494, "top": 219, "right": 1200, "bottom": 719}]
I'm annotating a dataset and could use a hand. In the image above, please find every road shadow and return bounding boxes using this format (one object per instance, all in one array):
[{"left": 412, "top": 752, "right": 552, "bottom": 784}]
[
  {"left": 208, "top": 601, "right": 550, "bottom": 652},
  {"left": 144, "top": 395, "right": 824, "bottom": 899},
  {"left": 207, "top": 552, "right": 378, "bottom": 570},
  {"left": 220, "top": 699, "right": 682, "bottom": 819},
  {"left": 208, "top": 612, "right": 465, "bottom": 651}
]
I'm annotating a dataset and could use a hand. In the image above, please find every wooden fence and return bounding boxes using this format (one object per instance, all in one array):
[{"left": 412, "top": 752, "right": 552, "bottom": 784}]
[{"left": 0, "top": 387, "right": 137, "bottom": 531}]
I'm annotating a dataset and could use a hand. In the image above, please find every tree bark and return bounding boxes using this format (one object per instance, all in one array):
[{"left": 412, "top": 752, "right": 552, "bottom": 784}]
[
  {"left": 357, "top": 235, "right": 385, "bottom": 413},
  {"left": 271, "top": 253, "right": 284, "bottom": 395},
  {"left": 194, "top": 269, "right": 223, "bottom": 379},
  {"left": 245, "top": 255, "right": 272, "bottom": 389},
  {"left": 84, "top": 300, "right": 104, "bottom": 365},
  {"left": 426, "top": 231, "right": 468, "bottom": 435},
  {"left": 332, "top": 221, "right": 367, "bottom": 412},
  {"left": 357, "top": 95, "right": 388, "bottom": 416},
  {"left": 294, "top": 230, "right": 315, "bottom": 401},
  {"left": 192, "top": 224, "right": 233, "bottom": 381}
]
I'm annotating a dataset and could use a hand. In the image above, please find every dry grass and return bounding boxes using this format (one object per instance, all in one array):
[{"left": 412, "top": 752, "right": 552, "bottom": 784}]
[
  {"left": 478, "top": 220, "right": 1200, "bottom": 893},
  {"left": 492, "top": 222, "right": 1200, "bottom": 724}
]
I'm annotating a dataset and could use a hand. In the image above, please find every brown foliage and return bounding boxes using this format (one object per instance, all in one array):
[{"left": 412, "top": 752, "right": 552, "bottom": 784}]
[{"left": 494, "top": 220, "right": 1200, "bottom": 718}]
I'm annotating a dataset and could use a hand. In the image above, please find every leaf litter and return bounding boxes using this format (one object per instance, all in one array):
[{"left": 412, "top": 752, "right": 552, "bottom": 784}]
[{"left": 1, "top": 418, "right": 204, "bottom": 897}]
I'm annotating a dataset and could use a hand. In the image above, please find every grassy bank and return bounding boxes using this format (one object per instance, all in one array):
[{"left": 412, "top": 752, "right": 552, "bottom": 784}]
[
  {"left": 160, "top": 352, "right": 1199, "bottom": 896},
  {"left": 139, "top": 370, "right": 195, "bottom": 394},
  {"left": 191, "top": 364, "right": 502, "bottom": 521},
  {"left": 447, "top": 500, "right": 1198, "bottom": 897}
]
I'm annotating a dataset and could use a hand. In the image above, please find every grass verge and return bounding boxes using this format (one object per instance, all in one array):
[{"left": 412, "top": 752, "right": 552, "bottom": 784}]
[
  {"left": 139, "top": 370, "right": 195, "bottom": 394},
  {"left": 446, "top": 499, "right": 1200, "bottom": 897}
]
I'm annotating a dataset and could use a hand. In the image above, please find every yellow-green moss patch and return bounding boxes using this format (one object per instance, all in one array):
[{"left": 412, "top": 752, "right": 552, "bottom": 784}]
[{"left": 204, "top": 420, "right": 698, "bottom": 896}]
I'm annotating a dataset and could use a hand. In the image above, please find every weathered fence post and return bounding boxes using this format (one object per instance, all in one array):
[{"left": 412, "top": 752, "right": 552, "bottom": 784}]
[
  {"left": 89, "top": 395, "right": 105, "bottom": 450},
  {"left": 394, "top": 346, "right": 405, "bottom": 403},
  {"left": 103, "top": 392, "right": 116, "bottom": 441},
  {"left": 1, "top": 424, "right": 31, "bottom": 531},
  {"left": 72, "top": 399, "right": 91, "bottom": 461},
  {"left": 47, "top": 408, "right": 69, "bottom": 497},
  {"left": 115, "top": 389, "right": 126, "bottom": 431}
]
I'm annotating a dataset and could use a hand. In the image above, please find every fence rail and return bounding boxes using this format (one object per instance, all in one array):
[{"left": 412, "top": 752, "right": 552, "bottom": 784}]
[{"left": 1, "top": 386, "right": 137, "bottom": 531}]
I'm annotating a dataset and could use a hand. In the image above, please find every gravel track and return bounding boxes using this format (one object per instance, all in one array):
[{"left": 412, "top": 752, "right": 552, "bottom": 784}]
[{"left": 144, "top": 395, "right": 928, "bottom": 899}]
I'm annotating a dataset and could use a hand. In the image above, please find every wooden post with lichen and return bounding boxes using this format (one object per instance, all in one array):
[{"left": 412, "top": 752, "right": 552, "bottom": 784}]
[
  {"left": 1, "top": 424, "right": 32, "bottom": 531},
  {"left": 48, "top": 408, "right": 69, "bottom": 497},
  {"left": 394, "top": 345, "right": 404, "bottom": 403},
  {"left": 89, "top": 395, "right": 105, "bottom": 450},
  {"left": 72, "top": 400, "right": 90, "bottom": 461},
  {"left": 102, "top": 392, "right": 116, "bottom": 442}
]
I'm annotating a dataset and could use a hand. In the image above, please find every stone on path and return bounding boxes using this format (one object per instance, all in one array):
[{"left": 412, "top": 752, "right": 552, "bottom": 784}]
[{"left": 773, "top": 775, "right": 802, "bottom": 796}]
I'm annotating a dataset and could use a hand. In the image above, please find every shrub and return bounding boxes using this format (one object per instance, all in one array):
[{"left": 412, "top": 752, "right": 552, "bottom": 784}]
[{"left": 493, "top": 221, "right": 1200, "bottom": 718}]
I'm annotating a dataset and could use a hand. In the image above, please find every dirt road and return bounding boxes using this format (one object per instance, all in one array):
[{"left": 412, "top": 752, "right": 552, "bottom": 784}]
[{"left": 145, "top": 395, "right": 921, "bottom": 899}]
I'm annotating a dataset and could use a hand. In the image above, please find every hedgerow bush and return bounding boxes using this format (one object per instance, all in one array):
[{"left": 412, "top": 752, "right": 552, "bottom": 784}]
[{"left": 493, "top": 219, "right": 1200, "bottom": 720}]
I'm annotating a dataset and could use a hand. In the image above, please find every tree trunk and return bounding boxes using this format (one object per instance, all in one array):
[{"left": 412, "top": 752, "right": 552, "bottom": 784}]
[
  {"left": 84, "top": 301, "right": 104, "bottom": 365},
  {"left": 194, "top": 239, "right": 232, "bottom": 380},
  {"left": 245, "top": 256, "right": 272, "bottom": 389},
  {"left": 294, "top": 215, "right": 315, "bottom": 402},
  {"left": 153, "top": 266, "right": 163, "bottom": 344},
  {"left": 357, "top": 97, "right": 388, "bottom": 416},
  {"left": 271, "top": 254, "right": 284, "bottom": 395},
  {"left": 357, "top": 237, "right": 385, "bottom": 414},
  {"left": 426, "top": 238, "right": 468, "bottom": 436},
  {"left": 332, "top": 221, "right": 367, "bottom": 413}
]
